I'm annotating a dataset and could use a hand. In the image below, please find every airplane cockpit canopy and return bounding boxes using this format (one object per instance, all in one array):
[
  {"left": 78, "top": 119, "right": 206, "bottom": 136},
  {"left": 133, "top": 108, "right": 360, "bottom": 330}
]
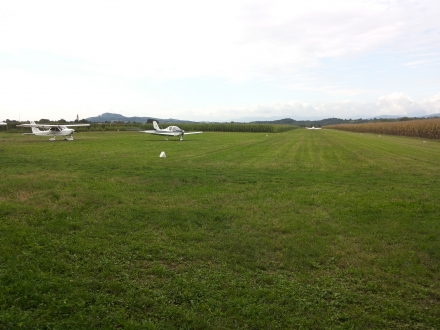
[{"left": 49, "top": 126, "right": 66, "bottom": 131}]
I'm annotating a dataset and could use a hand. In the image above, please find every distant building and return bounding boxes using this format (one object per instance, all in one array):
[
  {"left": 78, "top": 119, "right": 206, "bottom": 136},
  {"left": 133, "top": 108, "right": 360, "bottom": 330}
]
[{"left": 76, "top": 114, "right": 79, "bottom": 121}]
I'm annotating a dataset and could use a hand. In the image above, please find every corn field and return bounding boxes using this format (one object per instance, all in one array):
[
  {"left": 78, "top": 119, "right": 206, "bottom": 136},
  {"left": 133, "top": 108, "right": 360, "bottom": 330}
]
[
  {"left": 326, "top": 118, "right": 440, "bottom": 139},
  {"left": 176, "top": 123, "right": 298, "bottom": 133},
  {"left": 135, "top": 123, "right": 297, "bottom": 133},
  {"left": 139, "top": 123, "right": 298, "bottom": 133}
]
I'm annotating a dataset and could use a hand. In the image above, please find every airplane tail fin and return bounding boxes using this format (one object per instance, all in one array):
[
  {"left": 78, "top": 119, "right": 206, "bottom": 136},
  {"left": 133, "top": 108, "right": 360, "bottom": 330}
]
[
  {"left": 29, "top": 121, "right": 41, "bottom": 133},
  {"left": 153, "top": 121, "right": 160, "bottom": 130}
]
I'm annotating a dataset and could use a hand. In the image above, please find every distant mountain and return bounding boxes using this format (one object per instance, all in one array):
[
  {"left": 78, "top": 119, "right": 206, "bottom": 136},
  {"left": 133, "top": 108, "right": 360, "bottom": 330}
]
[
  {"left": 85, "top": 113, "right": 194, "bottom": 123},
  {"left": 251, "top": 117, "right": 350, "bottom": 126},
  {"left": 87, "top": 112, "right": 324, "bottom": 124},
  {"left": 86, "top": 112, "right": 440, "bottom": 125},
  {"left": 235, "top": 115, "right": 321, "bottom": 122},
  {"left": 86, "top": 113, "right": 136, "bottom": 122}
]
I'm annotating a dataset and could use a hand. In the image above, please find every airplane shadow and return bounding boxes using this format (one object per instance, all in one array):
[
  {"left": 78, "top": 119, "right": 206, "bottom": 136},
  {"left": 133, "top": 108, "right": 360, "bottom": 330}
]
[{"left": 143, "top": 139, "right": 199, "bottom": 143}]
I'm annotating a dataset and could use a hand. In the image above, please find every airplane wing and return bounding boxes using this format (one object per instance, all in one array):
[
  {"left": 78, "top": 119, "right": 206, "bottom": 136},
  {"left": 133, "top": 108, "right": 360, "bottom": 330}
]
[
  {"left": 140, "top": 131, "right": 203, "bottom": 136},
  {"left": 140, "top": 130, "right": 182, "bottom": 136},
  {"left": 17, "top": 123, "right": 45, "bottom": 128},
  {"left": 17, "top": 123, "right": 90, "bottom": 128}
]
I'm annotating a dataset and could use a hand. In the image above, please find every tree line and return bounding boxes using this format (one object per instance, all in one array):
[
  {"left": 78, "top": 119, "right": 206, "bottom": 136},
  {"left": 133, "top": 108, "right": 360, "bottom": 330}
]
[{"left": 2, "top": 120, "right": 299, "bottom": 134}]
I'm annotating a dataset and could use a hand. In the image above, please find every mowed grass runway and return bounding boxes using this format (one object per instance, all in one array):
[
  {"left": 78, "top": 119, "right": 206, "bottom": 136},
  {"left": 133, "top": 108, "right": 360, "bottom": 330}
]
[{"left": 1, "top": 129, "right": 439, "bottom": 329}]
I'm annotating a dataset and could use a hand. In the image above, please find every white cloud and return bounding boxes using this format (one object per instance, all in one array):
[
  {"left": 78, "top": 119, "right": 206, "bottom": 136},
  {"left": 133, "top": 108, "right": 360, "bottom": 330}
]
[
  {"left": 1, "top": 0, "right": 439, "bottom": 121},
  {"left": 420, "top": 94, "right": 440, "bottom": 114},
  {"left": 2, "top": 0, "right": 439, "bottom": 82},
  {"left": 186, "top": 93, "right": 440, "bottom": 122},
  {"left": 0, "top": 67, "right": 164, "bottom": 121},
  {"left": 376, "top": 93, "right": 417, "bottom": 116}
]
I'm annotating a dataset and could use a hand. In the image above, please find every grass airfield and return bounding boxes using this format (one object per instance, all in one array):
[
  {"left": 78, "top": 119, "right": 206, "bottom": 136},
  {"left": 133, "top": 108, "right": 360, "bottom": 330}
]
[{"left": 1, "top": 129, "right": 439, "bottom": 329}]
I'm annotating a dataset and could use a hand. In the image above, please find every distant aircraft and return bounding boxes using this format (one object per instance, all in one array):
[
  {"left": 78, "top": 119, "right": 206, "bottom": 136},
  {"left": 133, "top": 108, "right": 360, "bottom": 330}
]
[
  {"left": 140, "top": 121, "right": 202, "bottom": 141},
  {"left": 17, "top": 121, "right": 90, "bottom": 141},
  {"left": 306, "top": 126, "right": 321, "bottom": 130}
]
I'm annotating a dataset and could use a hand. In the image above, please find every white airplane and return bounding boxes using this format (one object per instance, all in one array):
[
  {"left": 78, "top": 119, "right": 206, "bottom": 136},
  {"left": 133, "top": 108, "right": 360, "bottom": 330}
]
[
  {"left": 17, "top": 121, "right": 90, "bottom": 141},
  {"left": 306, "top": 126, "right": 321, "bottom": 129},
  {"left": 140, "top": 121, "right": 202, "bottom": 141}
]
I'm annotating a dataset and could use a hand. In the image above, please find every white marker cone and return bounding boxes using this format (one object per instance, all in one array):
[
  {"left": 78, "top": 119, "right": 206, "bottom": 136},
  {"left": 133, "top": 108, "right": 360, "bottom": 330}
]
[{"left": 159, "top": 151, "right": 166, "bottom": 158}]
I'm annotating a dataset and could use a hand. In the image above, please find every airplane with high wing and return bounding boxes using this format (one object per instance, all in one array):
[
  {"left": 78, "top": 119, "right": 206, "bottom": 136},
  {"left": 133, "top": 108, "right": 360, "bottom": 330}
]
[
  {"left": 17, "top": 121, "right": 90, "bottom": 141},
  {"left": 306, "top": 126, "right": 321, "bottom": 130},
  {"left": 140, "top": 121, "right": 202, "bottom": 141}
]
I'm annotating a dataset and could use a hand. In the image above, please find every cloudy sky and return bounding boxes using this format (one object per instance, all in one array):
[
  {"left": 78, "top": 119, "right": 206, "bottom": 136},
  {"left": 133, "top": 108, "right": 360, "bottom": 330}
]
[{"left": 1, "top": 0, "right": 439, "bottom": 122}]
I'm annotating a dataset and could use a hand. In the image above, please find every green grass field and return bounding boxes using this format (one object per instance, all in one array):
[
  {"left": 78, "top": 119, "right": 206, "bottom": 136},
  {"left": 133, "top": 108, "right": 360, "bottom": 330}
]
[{"left": 1, "top": 129, "right": 439, "bottom": 329}]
